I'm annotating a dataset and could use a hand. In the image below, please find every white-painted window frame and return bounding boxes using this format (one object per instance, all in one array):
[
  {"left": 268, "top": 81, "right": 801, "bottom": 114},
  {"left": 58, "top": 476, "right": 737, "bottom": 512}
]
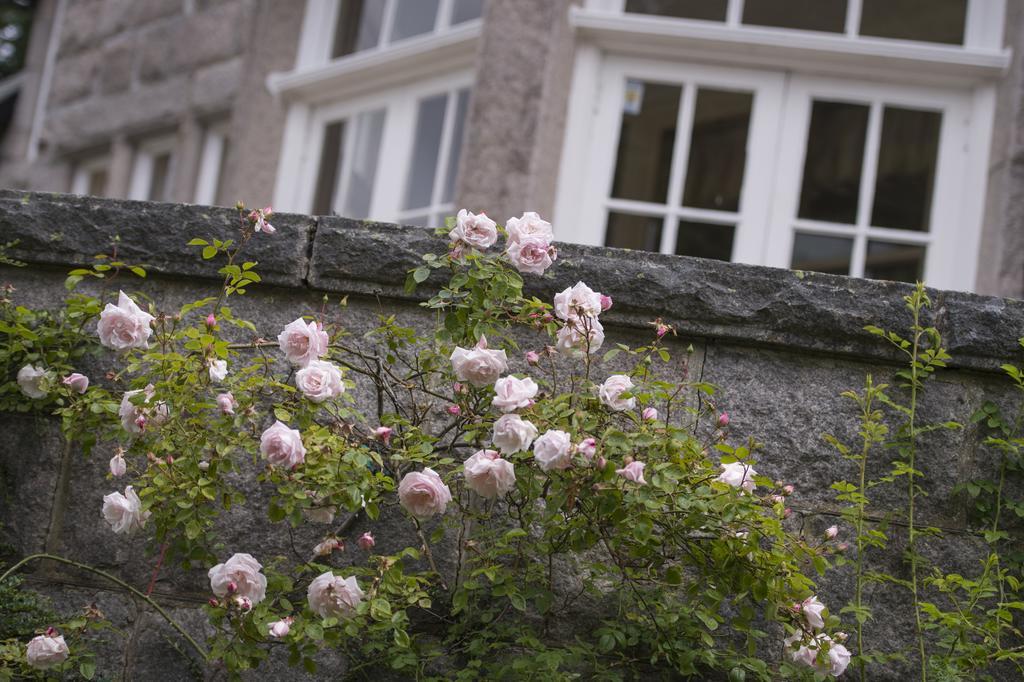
[
  {"left": 587, "top": 0, "right": 1004, "bottom": 50},
  {"left": 292, "top": 69, "right": 474, "bottom": 223},
  {"left": 765, "top": 75, "right": 977, "bottom": 289},
  {"left": 70, "top": 155, "right": 110, "bottom": 197},
  {"left": 194, "top": 123, "right": 229, "bottom": 207},
  {"left": 563, "top": 57, "right": 785, "bottom": 267},
  {"left": 128, "top": 135, "right": 177, "bottom": 202}
]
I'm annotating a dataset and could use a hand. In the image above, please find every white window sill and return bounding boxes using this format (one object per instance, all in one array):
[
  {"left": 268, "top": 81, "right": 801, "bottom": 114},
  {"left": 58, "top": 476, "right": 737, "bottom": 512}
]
[
  {"left": 267, "top": 22, "right": 482, "bottom": 105},
  {"left": 569, "top": 7, "right": 1011, "bottom": 85}
]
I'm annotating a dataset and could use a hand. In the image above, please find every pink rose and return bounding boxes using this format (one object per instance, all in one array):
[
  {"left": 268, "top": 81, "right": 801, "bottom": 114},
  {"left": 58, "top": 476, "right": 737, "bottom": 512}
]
[
  {"left": 450, "top": 209, "right": 498, "bottom": 249},
  {"left": 295, "top": 360, "right": 345, "bottom": 402},
  {"left": 616, "top": 460, "right": 647, "bottom": 484},
  {"left": 525, "top": 351, "right": 541, "bottom": 365},
  {"left": 784, "top": 632, "right": 849, "bottom": 677},
  {"left": 217, "top": 392, "right": 237, "bottom": 415},
  {"left": 17, "top": 364, "right": 49, "bottom": 399},
  {"left": 109, "top": 453, "right": 126, "bottom": 477},
  {"left": 505, "top": 212, "right": 554, "bottom": 244},
  {"left": 825, "top": 525, "right": 838, "bottom": 539},
  {"left": 533, "top": 430, "right": 572, "bottom": 471},
  {"left": 249, "top": 207, "right": 275, "bottom": 234},
  {"left": 209, "top": 553, "right": 267, "bottom": 604},
  {"left": 358, "top": 532, "right": 375, "bottom": 550},
  {"left": 716, "top": 462, "right": 757, "bottom": 493},
  {"left": 119, "top": 385, "right": 168, "bottom": 435},
  {"left": 642, "top": 407, "right": 658, "bottom": 421},
  {"left": 260, "top": 421, "right": 306, "bottom": 469},
  {"left": 575, "top": 437, "right": 597, "bottom": 461},
  {"left": 717, "top": 411, "right": 730, "bottom": 428},
  {"left": 102, "top": 485, "right": 150, "bottom": 534},
  {"left": 506, "top": 236, "right": 556, "bottom": 276},
  {"left": 208, "top": 359, "right": 228, "bottom": 383},
  {"left": 277, "top": 318, "right": 329, "bottom": 367},
  {"left": 491, "top": 413, "right": 538, "bottom": 454},
  {"left": 800, "top": 595, "right": 827, "bottom": 630},
  {"left": 450, "top": 336, "right": 508, "bottom": 387},
  {"left": 25, "top": 633, "right": 69, "bottom": 670},
  {"left": 600, "top": 294, "right": 613, "bottom": 311},
  {"left": 555, "top": 316, "right": 604, "bottom": 355},
  {"left": 598, "top": 375, "right": 635, "bottom": 412},
  {"left": 463, "top": 449, "right": 516, "bottom": 498},
  {"left": 62, "top": 372, "right": 89, "bottom": 394},
  {"left": 97, "top": 291, "right": 154, "bottom": 350},
  {"left": 553, "top": 282, "right": 603, "bottom": 321},
  {"left": 398, "top": 468, "right": 452, "bottom": 519},
  {"left": 373, "top": 426, "right": 393, "bottom": 445},
  {"left": 268, "top": 617, "right": 292, "bottom": 638},
  {"left": 307, "top": 572, "right": 364, "bottom": 618},
  {"left": 491, "top": 376, "right": 538, "bottom": 412}
]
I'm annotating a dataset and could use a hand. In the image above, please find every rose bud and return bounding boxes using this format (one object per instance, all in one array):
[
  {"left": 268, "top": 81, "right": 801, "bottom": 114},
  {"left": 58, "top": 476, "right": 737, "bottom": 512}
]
[
  {"left": 62, "top": 373, "right": 89, "bottom": 394},
  {"left": 783, "top": 484, "right": 795, "bottom": 495},
  {"left": 717, "top": 412, "right": 730, "bottom": 428},
  {"left": 227, "top": 581, "right": 238, "bottom": 594},
  {"left": 837, "top": 542, "right": 849, "bottom": 552},
  {"left": 233, "top": 596, "right": 252, "bottom": 612},
  {"left": 825, "top": 525, "right": 838, "bottom": 539},
  {"left": 600, "top": 294, "right": 613, "bottom": 312},
  {"left": 373, "top": 426, "right": 393, "bottom": 446},
  {"left": 109, "top": 454, "right": 127, "bottom": 477},
  {"left": 268, "top": 617, "right": 293, "bottom": 638},
  {"left": 358, "top": 532, "right": 375, "bottom": 551},
  {"left": 447, "top": 404, "right": 461, "bottom": 416},
  {"left": 198, "top": 461, "right": 210, "bottom": 471},
  {"left": 206, "top": 314, "right": 217, "bottom": 328},
  {"left": 642, "top": 407, "right": 658, "bottom": 421},
  {"left": 208, "top": 598, "right": 219, "bottom": 607},
  {"left": 783, "top": 508, "right": 793, "bottom": 519},
  {"left": 525, "top": 351, "right": 541, "bottom": 365}
]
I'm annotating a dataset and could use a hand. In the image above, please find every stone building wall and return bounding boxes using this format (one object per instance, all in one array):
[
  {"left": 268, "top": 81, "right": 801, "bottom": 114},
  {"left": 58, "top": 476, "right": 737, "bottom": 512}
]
[{"left": 1, "top": 191, "right": 1023, "bottom": 678}]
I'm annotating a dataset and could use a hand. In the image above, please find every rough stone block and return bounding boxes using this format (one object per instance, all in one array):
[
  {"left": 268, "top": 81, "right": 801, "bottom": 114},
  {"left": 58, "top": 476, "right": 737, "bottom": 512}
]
[
  {"left": 49, "top": 48, "right": 100, "bottom": 106},
  {"left": 0, "top": 414, "right": 63, "bottom": 558},
  {"left": 138, "top": 1, "right": 246, "bottom": 85}
]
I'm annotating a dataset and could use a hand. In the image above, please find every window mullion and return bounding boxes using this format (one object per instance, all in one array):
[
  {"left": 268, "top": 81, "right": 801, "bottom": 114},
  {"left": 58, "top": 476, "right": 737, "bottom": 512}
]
[
  {"left": 660, "top": 84, "right": 696, "bottom": 254},
  {"left": 380, "top": 0, "right": 398, "bottom": 48},
  {"left": 851, "top": 101, "right": 882, "bottom": 277},
  {"left": 437, "top": 0, "right": 455, "bottom": 31},
  {"left": 844, "top": 0, "right": 862, "bottom": 38},
  {"left": 726, "top": 0, "right": 744, "bottom": 27}
]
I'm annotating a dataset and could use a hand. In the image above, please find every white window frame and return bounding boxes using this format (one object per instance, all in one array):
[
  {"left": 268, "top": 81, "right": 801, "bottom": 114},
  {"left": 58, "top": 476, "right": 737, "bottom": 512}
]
[
  {"left": 194, "top": 123, "right": 229, "bottom": 206},
  {"left": 128, "top": 135, "right": 177, "bottom": 202},
  {"left": 291, "top": 69, "right": 474, "bottom": 223},
  {"left": 564, "top": 57, "right": 784, "bottom": 265},
  {"left": 766, "top": 75, "right": 977, "bottom": 289},
  {"left": 587, "top": 0, "right": 1005, "bottom": 50},
  {"left": 70, "top": 155, "right": 110, "bottom": 197}
]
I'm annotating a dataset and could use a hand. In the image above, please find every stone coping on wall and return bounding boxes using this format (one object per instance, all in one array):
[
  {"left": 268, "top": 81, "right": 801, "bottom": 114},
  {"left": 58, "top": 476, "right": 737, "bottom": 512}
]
[{"left": 2, "top": 189, "right": 1022, "bottom": 371}]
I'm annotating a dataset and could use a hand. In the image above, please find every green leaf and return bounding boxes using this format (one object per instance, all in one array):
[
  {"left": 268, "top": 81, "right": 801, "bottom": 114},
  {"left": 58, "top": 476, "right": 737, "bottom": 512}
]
[
  {"left": 413, "top": 266, "right": 430, "bottom": 283},
  {"left": 188, "top": 238, "right": 209, "bottom": 246},
  {"left": 79, "top": 660, "right": 96, "bottom": 680},
  {"left": 202, "top": 245, "right": 218, "bottom": 260}
]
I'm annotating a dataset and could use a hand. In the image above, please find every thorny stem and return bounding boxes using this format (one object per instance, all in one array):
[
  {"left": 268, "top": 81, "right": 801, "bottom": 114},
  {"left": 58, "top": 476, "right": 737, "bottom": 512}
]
[
  {"left": 1, "top": 553, "right": 209, "bottom": 662},
  {"left": 414, "top": 519, "right": 449, "bottom": 592}
]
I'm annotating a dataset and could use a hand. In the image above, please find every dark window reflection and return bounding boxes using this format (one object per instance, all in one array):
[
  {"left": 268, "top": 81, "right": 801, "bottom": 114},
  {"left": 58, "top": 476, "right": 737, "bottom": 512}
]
[
  {"left": 683, "top": 88, "right": 752, "bottom": 212},
  {"left": 313, "top": 121, "right": 345, "bottom": 215},
  {"left": 605, "top": 212, "right": 663, "bottom": 252},
  {"left": 675, "top": 221, "right": 734, "bottom": 261},
  {"left": 860, "top": 0, "right": 966, "bottom": 45},
  {"left": 791, "top": 232, "right": 853, "bottom": 275},
  {"left": 871, "top": 106, "right": 941, "bottom": 232},
  {"left": 624, "top": 0, "right": 727, "bottom": 22},
  {"left": 332, "top": 0, "right": 386, "bottom": 58},
  {"left": 798, "top": 100, "right": 869, "bottom": 225},
  {"left": 742, "top": 0, "right": 847, "bottom": 33},
  {"left": 864, "top": 241, "right": 925, "bottom": 282},
  {"left": 611, "top": 81, "right": 681, "bottom": 204}
]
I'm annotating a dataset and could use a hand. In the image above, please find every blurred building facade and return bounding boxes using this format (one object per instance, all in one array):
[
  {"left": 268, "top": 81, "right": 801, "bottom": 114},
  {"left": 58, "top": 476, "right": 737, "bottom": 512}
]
[{"left": 1, "top": 0, "right": 1022, "bottom": 297}]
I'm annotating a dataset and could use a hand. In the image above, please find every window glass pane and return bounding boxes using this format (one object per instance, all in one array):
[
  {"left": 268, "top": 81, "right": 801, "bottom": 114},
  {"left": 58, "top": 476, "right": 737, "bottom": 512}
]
[
  {"left": 870, "top": 106, "right": 940, "bottom": 232},
  {"left": 864, "top": 241, "right": 925, "bottom": 283},
  {"left": 313, "top": 121, "right": 345, "bottom": 215},
  {"left": 451, "top": 0, "right": 484, "bottom": 24},
  {"left": 611, "top": 81, "right": 680, "bottom": 204},
  {"left": 404, "top": 214, "right": 430, "bottom": 227},
  {"left": 214, "top": 138, "right": 231, "bottom": 207},
  {"left": 675, "top": 221, "right": 734, "bottom": 261},
  {"left": 683, "top": 88, "right": 752, "bottom": 212},
  {"left": 332, "top": 0, "right": 386, "bottom": 58},
  {"left": 605, "top": 211, "right": 663, "bottom": 252},
  {"left": 88, "top": 169, "right": 108, "bottom": 197},
  {"left": 790, "top": 233, "right": 853, "bottom": 275},
  {"left": 742, "top": 0, "right": 846, "bottom": 33},
  {"left": 343, "top": 109, "right": 385, "bottom": 220},
  {"left": 390, "top": 0, "right": 440, "bottom": 42},
  {"left": 798, "top": 100, "right": 869, "bottom": 225},
  {"left": 624, "top": 0, "right": 727, "bottom": 22},
  {"left": 441, "top": 89, "right": 470, "bottom": 205},
  {"left": 148, "top": 153, "right": 172, "bottom": 202},
  {"left": 860, "top": 0, "right": 966, "bottom": 45},
  {"left": 404, "top": 93, "right": 448, "bottom": 211}
]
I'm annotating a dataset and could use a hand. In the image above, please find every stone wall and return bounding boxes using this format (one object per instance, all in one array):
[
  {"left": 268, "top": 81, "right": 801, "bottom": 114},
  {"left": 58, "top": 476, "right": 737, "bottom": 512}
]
[{"left": 1, "top": 190, "right": 1024, "bottom": 679}]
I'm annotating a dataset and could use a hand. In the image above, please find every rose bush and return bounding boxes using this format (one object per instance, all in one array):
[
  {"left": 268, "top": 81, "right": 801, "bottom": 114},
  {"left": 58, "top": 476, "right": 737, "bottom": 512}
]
[{"left": 7, "top": 204, "right": 1018, "bottom": 681}]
